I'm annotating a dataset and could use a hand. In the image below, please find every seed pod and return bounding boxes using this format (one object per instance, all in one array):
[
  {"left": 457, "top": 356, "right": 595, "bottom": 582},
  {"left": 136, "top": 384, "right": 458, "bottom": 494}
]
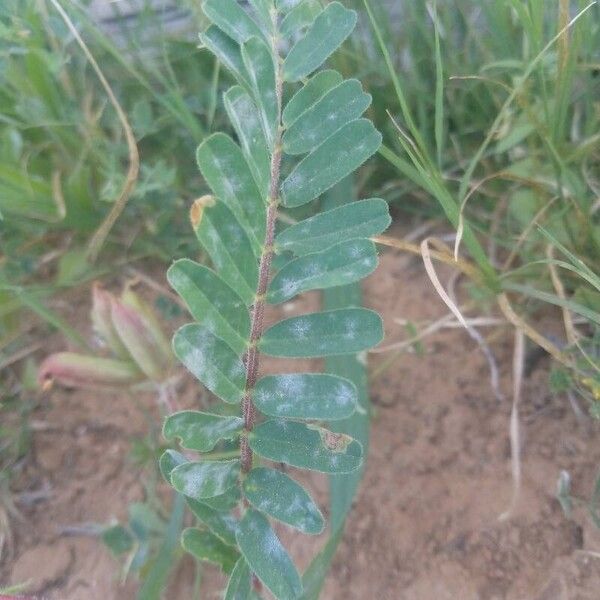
[
  {"left": 110, "top": 288, "right": 173, "bottom": 382},
  {"left": 38, "top": 352, "right": 143, "bottom": 390},
  {"left": 91, "top": 282, "right": 129, "bottom": 358}
]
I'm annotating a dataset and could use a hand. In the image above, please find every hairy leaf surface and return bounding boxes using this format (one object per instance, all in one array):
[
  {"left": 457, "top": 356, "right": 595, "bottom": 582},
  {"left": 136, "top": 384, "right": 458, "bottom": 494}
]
[
  {"left": 281, "top": 119, "right": 382, "bottom": 207},
  {"left": 249, "top": 420, "right": 363, "bottom": 473},
  {"left": 243, "top": 468, "right": 324, "bottom": 534},
  {"left": 260, "top": 308, "right": 383, "bottom": 357},
  {"left": 173, "top": 324, "right": 246, "bottom": 404},
  {"left": 253, "top": 373, "right": 357, "bottom": 420},
  {"left": 276, "top": 198, "right": 391, "bottom": 256}
]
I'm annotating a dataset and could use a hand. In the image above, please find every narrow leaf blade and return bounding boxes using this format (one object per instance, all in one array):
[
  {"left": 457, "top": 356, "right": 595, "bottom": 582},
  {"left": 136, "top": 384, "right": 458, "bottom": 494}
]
[
  {"left": 203, "top": 0, "right": 264, "bottom": 44},
  {"left": 249, "top": 420, "right": 363, "bottom": 473},
  {"left": 283, "top": 80, "right": 371, "bottom": 155},
  {"left": 276, "top": 198, "right": 391, "bottom": 256},
  {"left": 236, "top": 509, "right": 303, "bottom": 599},
  {"left": 267, "top": 239, "right": 378, "bottom": 304},
  {"left": 200, "top": 26, "right": 250, "bottom": 89},
  {"left": 283, "top": 2, "right": 357, "bottom": 82},
  {"left": 260, "top": 308, "right": 383, "bottom": 357},
  {"left": 281, "top": 119, "right": 382, "bottom": 207},
  {"left": 173, "top": 324, "right": 246, "bottom": 404},
  {"left": 171, "top": 460, "right": 240, "bottom": 499},
  {"left": 253, "top": 373, "right": 357, "bottom": 420},
  {"left": 243, "top": 467, "right": 324, "bottom": 534},
  {"left": 225, "top": 557, "right": 252, "bottom": 600},
  {"left": 163, "top": 410, "right": 244, "bottom": 453},
  {"left": 167, "top": 259, "right": 250, "bottom": 355}
]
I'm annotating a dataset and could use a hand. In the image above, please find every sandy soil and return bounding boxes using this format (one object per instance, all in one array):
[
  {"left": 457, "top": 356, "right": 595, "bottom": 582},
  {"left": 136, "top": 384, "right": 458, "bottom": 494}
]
[{"left": 2, "top": 248, "right": 600, "bottom": 599}]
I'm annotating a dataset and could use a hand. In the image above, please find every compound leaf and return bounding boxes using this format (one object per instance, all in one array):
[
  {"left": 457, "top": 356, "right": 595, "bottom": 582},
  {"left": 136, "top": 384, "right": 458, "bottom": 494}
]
[
  {"left": 163, "top": 410, "right": 244, "bottom": 453},
  {"left": 182, "top": 528, "right": 239, "bottom": 573},
  {"left": 171, "top": 460, "right": 240, "bottom": 499},
  {"left": 193, "top": 200, "right": 258, "bottom": 305},
  {"left": 276, "top": 198, "right": 390, "bottom": 256},
  {"left": 242, "top": 36, "right": 278, "bottom": 149},
  {"left": 203, "top": 0, "right": 264, "bottom": 44},
  {"left": 253, "top": 373, "right": 357, "bottom": 420},
  {"left": 283, "top": 80, "right": 371, "bottom": 155},
  {"left": 283, "top": 2, "right": 357, "bottom": 82},
  {"left": 243, "top": 468, "right": 324, "bottom": 534},
  {"left": 196, "top": 133, "right": 265, "bottom": 253},
  {"left": 281, "top": 119, "right": 382, "bottom": 207},
  {"left": 249, "top": 420, "right": 362, "bottom": 473},
  {"left": 167, "top": 259, "right": 250, "bottom": 355},
  {"left": 173, "top": 324, "right": 246, "bottom": 404},
  {"left": 260, "top": 308, "right": 383, "bottom": 357},
  {"left": 267, "top": 239, "right": 377, "bottom": 303},
  {"left": 236, "top": 509, "right": 303, "bottom": 599},
  {"left": 224, "top": 86, "right": 270, "bottom": 197}
]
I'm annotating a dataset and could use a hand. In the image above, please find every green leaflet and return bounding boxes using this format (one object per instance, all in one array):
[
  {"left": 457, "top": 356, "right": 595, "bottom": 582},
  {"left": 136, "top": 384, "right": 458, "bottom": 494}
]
[
  {"left": 167, "top": 259, "right": 250, "bottom": 355},
  {"left": 171, "top": 460, "right": 240, "bottom": 499},
  {"left": 280, "top": 0, "right": 322, "bottom": 38},
  {"left": 159, "top": 449, "right": 187, "bottom": 482},
  {"left": 242, "top": 37, "right": 278, "bottom": 149},
  {"left": 276, "top": 198, "right": 391, "bottom": 256},
  {"left": 260, "top": 308, "right": 384, "bottom": 357},
  {"left": 253, "top": 373, "right": 357, "bottom": 420},
  {"left": 173, "top": 324, "right": 246, "bottom": 404},
  {"left": 225, "top": 557, "right": 252, "bottom": 600},
  {"left": 163, "top": 410, "right": 244, "bottom": 453},
  {"left": 203, "top": 0, "right": 264, "bottom": 44},
  {"left": 243, "top": 467, "right": 324, "bottom": 534},
  {"left": 281, "top": 119, "right": 382, "bottom": 207},
  {"left": 200, "top": 26, "right": 249, "bottom": 89},
  {"left": 267, "top": 239, "right": 378, "bottom": 304},
  {"left": 249, "top": 420, "right": 363, "bottom": 473},
  {"left": 236, "top": 509, "right": 303, "bottom": 599},
  {"left": 248, "top": 0, "right": 273, "bottom": 34},
  {"left": 201, "top": 486, "right": 242, "bottom": 513},
  {"left": 276, "top": 0, "right": 303, "bottom": 12},
  {"left": 186, "top": 498, "right": 238, "bottom": 547},
  {"left": 282, "top": 70, "right": 343, "bottom": 128},
  {"left": 283, "top": 80, "right": 371, "bottom": 155},
  {"left": 196, "top": 133, "right": 265, "bottom": 254},
  {"left": 283, "top": 2, "right": 357, "bottom": 82},
  {"left": 224, "top": 86, "right": 270, "bottom": 197},
  {"left": 182, "top": 528, "right": 239, "bottom": 574},
  {"left": 194, "top": 201, "right": 258, "bottom": 305}
]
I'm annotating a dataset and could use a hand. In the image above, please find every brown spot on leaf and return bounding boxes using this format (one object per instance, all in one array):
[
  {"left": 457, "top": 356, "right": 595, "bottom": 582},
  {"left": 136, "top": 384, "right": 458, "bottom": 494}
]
[
  {"left": 320, "top": 430, "right": 352, "bottom": 453},
  {"left": 190, "top": 194, "right": 216, "bottom": 230}
]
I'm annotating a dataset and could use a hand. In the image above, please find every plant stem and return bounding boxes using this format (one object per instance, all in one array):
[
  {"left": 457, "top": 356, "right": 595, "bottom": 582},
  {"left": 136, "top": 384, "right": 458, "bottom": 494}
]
[{"left": 240, "top": 13, "right": 284, "bottom": 473}]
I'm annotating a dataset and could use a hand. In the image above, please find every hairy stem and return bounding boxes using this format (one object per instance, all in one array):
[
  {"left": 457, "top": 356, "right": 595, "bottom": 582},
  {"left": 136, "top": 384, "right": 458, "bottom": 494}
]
[{"left": 240, "top": 16, "right": 284, "bottom": 473}]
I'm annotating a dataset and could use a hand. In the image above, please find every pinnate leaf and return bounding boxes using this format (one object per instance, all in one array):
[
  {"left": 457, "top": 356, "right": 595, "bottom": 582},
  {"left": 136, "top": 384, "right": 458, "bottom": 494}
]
[
  {"left": 253, "top": 373, "right": 357, "bottom": 420},
  {"left": 236, "top": 509, "right": 303, "bottom": 599},
  {"left": 171, "top": 460, "right": 240, "bottom": 499},
  {"left": 249, "top": 420, "right": 363, "bottom": 473},
  {"left": 167, "top": 259, "right": 249, "bottom": 355},
  {"left": 283, "top": 79, "right": 371, "bottom": 155},
  {"left": 163, "top": 410, "right": 244, "bottom": 453},
  {"left": 260, "top": 308, "right": 383, "bottom": 357},
  {"left": 283, "top": 2, "right": 357, "bottom": 82},
  {"left": 281, "top": 119, "right": 382, "bottom": 207},
  {"left": 276, "top": 198, "right": 391, "bottom": 256},
  {"left": 173, "top": 324, "right": 246, "bottom": 404},
  {"left": 182, "top": 528, "right": 239, "bottom": 573},
  {"left": 243, "top": 467, "right": 324, "bottom": 534},
  {"left": 267, "top": 239, "right": 378, "bottom": 304}
]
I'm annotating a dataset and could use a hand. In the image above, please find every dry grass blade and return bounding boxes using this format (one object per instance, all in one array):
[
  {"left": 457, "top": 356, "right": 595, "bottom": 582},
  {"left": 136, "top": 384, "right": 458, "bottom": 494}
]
[{"left": 50, "top": 0, "right": 139, "bottom": 264}]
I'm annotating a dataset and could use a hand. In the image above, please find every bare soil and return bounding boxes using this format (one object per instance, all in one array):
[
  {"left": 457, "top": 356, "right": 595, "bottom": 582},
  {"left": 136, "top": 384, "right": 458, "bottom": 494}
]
[{"left": 3, "top": 248, "right": 600, "bottom": 599}]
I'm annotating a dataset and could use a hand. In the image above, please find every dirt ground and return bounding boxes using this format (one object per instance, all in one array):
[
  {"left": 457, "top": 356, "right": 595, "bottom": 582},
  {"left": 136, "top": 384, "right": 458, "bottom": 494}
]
[{"left": 3, "top": 247, "right": 600, "bottom": 599}]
